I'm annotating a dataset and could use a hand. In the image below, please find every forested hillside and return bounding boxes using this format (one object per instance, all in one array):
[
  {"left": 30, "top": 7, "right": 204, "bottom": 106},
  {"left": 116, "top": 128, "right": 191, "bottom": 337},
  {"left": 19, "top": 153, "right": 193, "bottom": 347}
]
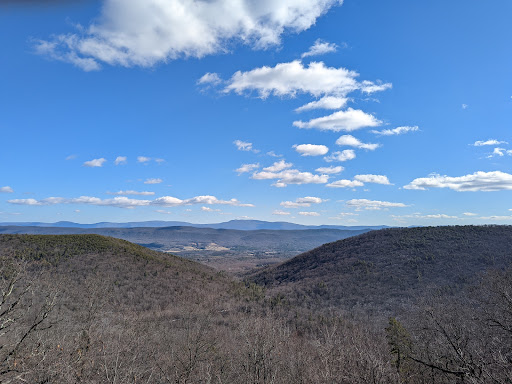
[
  {"left": 0, "top": 226, "right": 370, "bottom": 272},
  {"left": 1, "top": 231, "right": 512, "bottom": 383},
  {"left": 251, "top": 225, "right": 512, "bottom": 314}
]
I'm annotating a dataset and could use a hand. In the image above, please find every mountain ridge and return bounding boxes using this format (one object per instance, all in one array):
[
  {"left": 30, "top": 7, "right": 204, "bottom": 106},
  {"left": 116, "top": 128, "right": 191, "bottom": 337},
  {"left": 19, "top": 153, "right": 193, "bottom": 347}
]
[{"left": 0, "top": 219, "right": 389, "bottom": 231}]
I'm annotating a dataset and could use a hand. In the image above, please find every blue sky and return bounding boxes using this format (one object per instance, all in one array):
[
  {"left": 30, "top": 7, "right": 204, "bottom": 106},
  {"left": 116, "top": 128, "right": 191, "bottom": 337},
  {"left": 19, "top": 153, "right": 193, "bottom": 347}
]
[{"left": 1, "top": 0, "right": 512, "bottom": 226}]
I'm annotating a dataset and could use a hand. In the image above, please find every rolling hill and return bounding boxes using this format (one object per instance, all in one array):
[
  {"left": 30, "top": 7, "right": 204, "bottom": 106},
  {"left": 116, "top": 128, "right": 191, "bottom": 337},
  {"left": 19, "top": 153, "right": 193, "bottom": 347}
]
[
  {"left": 250, "top": 225, "right": 512, "bottom": 315},
  {"left": 0, "top": 225, "right": 370, "bottom": 271}
]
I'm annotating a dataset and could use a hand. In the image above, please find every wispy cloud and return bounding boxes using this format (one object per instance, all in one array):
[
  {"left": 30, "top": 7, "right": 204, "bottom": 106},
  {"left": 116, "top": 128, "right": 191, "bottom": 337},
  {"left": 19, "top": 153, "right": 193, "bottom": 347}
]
[
  {"left": 354, "top": 174, "right": 391, "bottom": 185},
  {"left": 298, "top": 211, "right": 320, "bottom": 216},
  {"left": 9, "top": 194, "right": 254, "bottom": 209},
  {"left": 144, "top": 178, "right": 163, "bottom": 184},
  {"left": 336, "top": 135, "right": 380, "bottom": 150},
  {"left": 83, "top": 158, "right": 106, "bottom": 167},
  {"left": 107, "top": 190, "right": 155, "bottom": 196},
  {"left": 346, "top": 199, "right": 408, "bottom": 210},
  {"left": 327, "top": 174, "right": 390, "bottom": 188},
  {"left": 233, "top": 140, "right": 259, "bottom": 153},
  {"left": 472, "top": 139, "right": 508, "bottom": 146},
  {"left": 404, "top": 171, "right": 512, "bottom": 191},
  {"left": 326, "top": 179, "right": 364, "bottom": 188},
  {"left": 295, "top": 96, "right": 348, "bottom": 112},
  {"left": 137, "top": 156, "right": 151, "bottom": 163},
  {"left": 315, "top": 166, "right": 344, "bottom": 174},
  {"left": 201, "top": 206, "right": 221, "bottom": 212},
  {"left": 197, "top": 72, "right": 222, "bottom": 86},
  {"left": 301, "top": 39, "right": 337, "bottom": 58},
  {"left": 324, "top": 149, "right": 356, "bottom": 162},
  {"left": 372, "top": 126, "right": 419, "bottom": 136},
  {"left": 115, "top": 156, "right": 127, "bottom": 165},
  {"left": 359, "top": 80, "right": 392, "bottom": 94},
  {"left": 235, "top": 163, "right": 260, "bottom": 175},
  {"left": 280, "top": 196, "right": 326, "bottom": 208},
  {"left": 263, "top": 160, "right": 293, "bottom": 172},
  {"left": 0, "top": 186, "right": 14, "bottom": 193},
  {"left": 272, "top": 210, "right": 291, "bottom": 216}
]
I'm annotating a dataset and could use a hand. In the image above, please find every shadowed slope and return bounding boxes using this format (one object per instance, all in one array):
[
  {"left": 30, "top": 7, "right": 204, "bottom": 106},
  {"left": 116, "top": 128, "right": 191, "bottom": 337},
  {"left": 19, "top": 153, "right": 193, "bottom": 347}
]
[{"left": 250, "top": 226, "right": 512, "bottom": 315}]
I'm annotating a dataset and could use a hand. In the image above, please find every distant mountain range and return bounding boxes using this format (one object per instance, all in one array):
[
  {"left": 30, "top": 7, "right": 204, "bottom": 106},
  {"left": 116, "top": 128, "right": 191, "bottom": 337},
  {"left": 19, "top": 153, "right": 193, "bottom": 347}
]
[
  {"left": 0, "top": 219, "right": 389, "bottom": 231},
  {"left": 0, "top": 225, "right": 372, "bottom": 272}
]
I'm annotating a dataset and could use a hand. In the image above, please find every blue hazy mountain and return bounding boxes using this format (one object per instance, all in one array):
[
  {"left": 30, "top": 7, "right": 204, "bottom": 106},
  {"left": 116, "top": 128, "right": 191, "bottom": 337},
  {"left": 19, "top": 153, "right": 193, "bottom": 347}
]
[{"left": 0, "top": 219, "right": 388, "bottom": 231}]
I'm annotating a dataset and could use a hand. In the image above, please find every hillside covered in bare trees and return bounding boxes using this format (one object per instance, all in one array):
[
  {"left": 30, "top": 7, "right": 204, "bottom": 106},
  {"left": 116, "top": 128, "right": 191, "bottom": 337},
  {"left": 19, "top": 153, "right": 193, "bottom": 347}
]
[{"left": 1, "top": 227, "right": 512, "bottom": 383}]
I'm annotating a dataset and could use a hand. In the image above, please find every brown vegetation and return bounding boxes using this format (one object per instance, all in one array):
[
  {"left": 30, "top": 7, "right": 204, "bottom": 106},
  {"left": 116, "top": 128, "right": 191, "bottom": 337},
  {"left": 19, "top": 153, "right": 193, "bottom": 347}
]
[{"left": 0, "top": 228, "right": 511, "bottom": 383}]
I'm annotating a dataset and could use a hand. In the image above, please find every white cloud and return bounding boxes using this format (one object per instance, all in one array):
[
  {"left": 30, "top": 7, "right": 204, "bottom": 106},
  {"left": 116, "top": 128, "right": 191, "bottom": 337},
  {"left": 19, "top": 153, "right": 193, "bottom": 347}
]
[
  {"left": 153, "top": 195, "right": 254, "bottom": 207},
  {"left": 224, "top": 60, "right": 359, "bottom": 98},
  {"left": 197, "top": 72, "right": 222, "bottom": 85},
  {"left": 235, "top": 163, "right": 260, "bottom": 175},
  {"left": 324, "top": 149, "right": 356, "bottom": 162},
  {"left": 155, "top": 158, "right": 165, "bottom": 164},
  {"left": 336, "top": 134, "right": 380, "bottom": 150},
  {"left": 294, "top": 108, "right": 381, "bottom": 132},
  {"left": 224, "top": 60, "right": 391, "bottom": 100},
  {"left": 354, "top": 174, "right": 391, "bottom": 185},
  {"left": 155, "top": 210, "right": 173, "bottom": 214},
  {"left": 372, "top": 126, "right": 419, "bottom": 136},
  {"left": 9, "top": 194, "right": 253, "bottom": 209},
  {"left": 420, "top": 214, "right": 458, "bottom": 219},
  {"left": 65, "top": 154, "right": 77, "bottom": 160},
  {"left": 293, "top": 144, "right": 329, "bottom": 156},
  {"left": 359, "top": 80, "right": 392, "bottom": 94},
  {"left": 295, "top": 96, "right": 348, "bottom": 112},
  {"left": 462, "top": 104, "right": 469, "bottom": 109},
  {"left": 201, "top": 206, "right": 221, "bottom": 212},
  {"left": 252, "top": 168, "right": 329, "bottom": 187},
  {"left": 491, "top": 148, "right": 506, "bottom": 157},
  {"left": 83, "top": 158, "right": 106, "bottom": 167},
  {"left": 137, "top": 156, "right": 151, "bottom": 163},
  {"left": 233, "top": 140, "right": 259, "bottom": 153},
  {"left": 35, "top": 1, "right": 343, "bottom": 69},
  {"left": 107, "top": 190, "right": 155, "bottom": 196},
  {"left": 404, "top": 171, "right": 512, "bottom": 192},
  {"left": 266, "top": 151, "right": 282, "bottom": 158},
  {"left": 9, "top": 196, "right": 150, "bottom": 208},
  {"left": 463, "top": 212, "right": 478, "bottom": 216},
  {"left": 478, "top": 215, "right": 512, "bottom": 221},
  {"left": 473, "top": 139, "right": 508, "bottom": 146},
  {"left": 280, "top": 196, "right": 325, "bottom": 208},
  {"left": 272, "top": 210, "right": 291, "bottom": 216},
  {"left": 0, "top": 186, "right": 13, "bottom": 193},
  {"left": 326, "top": 179, "right": 364, "bottom": 188},
  {"left": 144, "top": 178, "right": 163, "bottom": 184},
  {"left": 33, "top": 38, "right": 101, "bottom": 71},
  {"left": 114, "top": 156, "right": 127, "bottom": 165},
  {"left": 299, "top": 211, "right": 320, "bottom": 216},
  {"left": 263, "top": 160, "right": 293, "bottom": 172},
  {"left": 487, "top": 148, "right": 512, "bottom": 158},
  {"left": 329, "top": 212, "right": 358, "bottom": 218},
  {"left": 392, "top": 213, "right": 459, "bottom": 220},
  {"left": 346, "top": 198, "right": 408, "bottom": 210},
  {"left": 301, "top": 39, "right": 337, "bottom": 58},
  {"left": 315, "top": 166, "right": 344, "bottom": 174}
]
